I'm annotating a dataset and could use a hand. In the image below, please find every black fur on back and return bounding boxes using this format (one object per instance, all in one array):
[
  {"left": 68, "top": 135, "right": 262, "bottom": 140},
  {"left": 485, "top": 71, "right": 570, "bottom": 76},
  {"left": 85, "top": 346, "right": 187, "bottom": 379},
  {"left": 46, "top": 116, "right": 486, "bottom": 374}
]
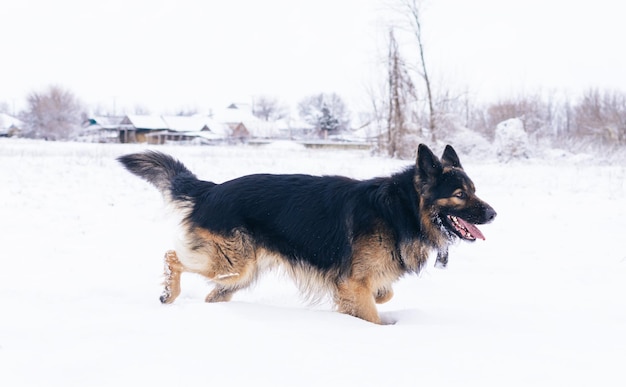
[{"left": 188, "top": 167, "right": 424, "bottom": 274}]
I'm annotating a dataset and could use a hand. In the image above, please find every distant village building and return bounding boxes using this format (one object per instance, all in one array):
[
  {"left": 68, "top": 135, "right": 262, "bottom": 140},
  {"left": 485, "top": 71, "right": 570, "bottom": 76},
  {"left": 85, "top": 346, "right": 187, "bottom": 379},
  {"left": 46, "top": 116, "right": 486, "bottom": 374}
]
[
  {"left": 78, "top": 103, "right": 326, "bottom": 145},
  {"left": 81, "top": 116, "right": 127, "bottom": 142},
  {"left": 0, "top": 113, "right": 23, "bottom": 137},
  {"left": 215, "top": 103, "right": 294, "bottom": 139},
  {"left": 159, "top": 115, "right": 230, "bottom": 144},
  {"left": 118, "top": 115, "right": 168, "bottom": 143},
  {"left": 82, "top": 114, "right": 230, "bottom": 144}
]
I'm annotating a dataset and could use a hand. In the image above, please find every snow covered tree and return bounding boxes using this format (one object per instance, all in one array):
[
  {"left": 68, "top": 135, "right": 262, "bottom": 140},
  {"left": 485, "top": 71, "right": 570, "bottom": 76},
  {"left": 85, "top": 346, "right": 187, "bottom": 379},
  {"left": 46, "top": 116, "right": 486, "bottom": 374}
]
[
  {"left": 21, "top": 85, "right": 84, "bottom": 140},
  {"left": 298, "top": 93, "right": 350, "bottom": 136},
  {"left": 319, "top": 105, "right": 340, "bottom": 133}
]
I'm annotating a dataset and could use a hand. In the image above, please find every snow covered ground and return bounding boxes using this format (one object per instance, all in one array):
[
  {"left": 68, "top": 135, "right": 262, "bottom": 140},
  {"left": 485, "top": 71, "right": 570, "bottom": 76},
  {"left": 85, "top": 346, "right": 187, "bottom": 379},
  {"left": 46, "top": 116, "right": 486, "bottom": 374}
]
[{"left": 1, "top": 138, "right": 625, "bottom": 386}]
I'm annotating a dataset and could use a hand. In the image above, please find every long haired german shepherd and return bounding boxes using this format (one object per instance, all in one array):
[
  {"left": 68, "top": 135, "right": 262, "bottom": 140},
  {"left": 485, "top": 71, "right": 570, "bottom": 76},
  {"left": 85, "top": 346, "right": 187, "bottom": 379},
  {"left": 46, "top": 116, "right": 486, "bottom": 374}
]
[{"left": 118, "top": 144, "right": 496, "bottom": 324}]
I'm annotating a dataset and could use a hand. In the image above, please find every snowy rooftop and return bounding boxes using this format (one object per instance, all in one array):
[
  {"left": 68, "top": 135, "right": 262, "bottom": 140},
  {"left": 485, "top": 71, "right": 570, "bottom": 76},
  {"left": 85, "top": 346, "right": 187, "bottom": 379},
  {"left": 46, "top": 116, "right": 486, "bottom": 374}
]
[
  {"left": 0, "top": 113, "right": 24, "bottom": 130},
  {"left": 123, "top": 115, "right": 168, "bottom": 130},
  {"left": 162, "top": 115, "right": 230, "bottom": 135},
  {"left": 213, "top": 104, "right": 257, "bottom": 124}
]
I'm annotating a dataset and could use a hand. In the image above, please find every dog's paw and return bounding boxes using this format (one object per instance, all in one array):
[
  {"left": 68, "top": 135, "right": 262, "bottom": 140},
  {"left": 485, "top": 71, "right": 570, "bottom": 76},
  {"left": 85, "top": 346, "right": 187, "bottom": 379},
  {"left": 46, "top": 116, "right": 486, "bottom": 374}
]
[
  {"left": 379, "top": 315, "right": 398, "bottom": 325},
  {"left": 159, "top": 286, "right": 173, "bottom": 304},
  {"left": 434, "top": 259, "right": 448, "bottom": 269}
]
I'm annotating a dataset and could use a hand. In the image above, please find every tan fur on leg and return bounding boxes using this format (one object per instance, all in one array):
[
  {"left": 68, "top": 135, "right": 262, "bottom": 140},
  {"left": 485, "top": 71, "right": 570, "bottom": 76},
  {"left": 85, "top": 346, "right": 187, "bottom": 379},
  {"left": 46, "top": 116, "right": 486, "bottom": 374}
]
[
  {"left": 161, "top": 250, "right": 183, "bottom": 304},
  {"left": 375, "top": 287, "right": 394, "bottom": 304},
  {"left": 205, "top": 285, "right": 238, "bottom": 303},
  {"left": 171, "top": 227, "right": 267, "bottom": 304},
  {"left": 336, "top": 279, "right": 381, "bottom": 324}
]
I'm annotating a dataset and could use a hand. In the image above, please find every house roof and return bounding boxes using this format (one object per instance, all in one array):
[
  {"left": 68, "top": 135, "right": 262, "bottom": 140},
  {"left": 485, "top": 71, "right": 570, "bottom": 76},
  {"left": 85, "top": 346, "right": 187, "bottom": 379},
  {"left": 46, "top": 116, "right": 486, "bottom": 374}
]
[
  {"left": 214, "top": 104, "right": 257, "bottom": 124},
  {"left": 91, "top": 116, "right": 124, "bottom": 126},
  {"left": 92, "top": 110, "right": 313, "bottom": 139},
  {"left": 123, "top": 115, "right": 168, "bottom": 130},
  {"left": 118, "top": 114, "right": 231, "bottom": 136},
  {"left": 162, "top": 115, "right": 207, "bottom": 132},
  {"left": 0, "top": 113, "right": 24, "bottom": 130},
  {"left": 84, "top": 116, "right": 126, "bottom": 130},
  {"left": 162, "top": 115, "right": 230, "bottom": 135}
]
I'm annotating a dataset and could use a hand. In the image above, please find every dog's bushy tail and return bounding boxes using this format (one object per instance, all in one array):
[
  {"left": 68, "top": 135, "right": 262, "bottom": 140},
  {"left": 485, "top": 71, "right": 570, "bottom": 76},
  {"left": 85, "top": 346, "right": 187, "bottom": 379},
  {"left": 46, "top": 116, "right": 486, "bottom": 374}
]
[{"left": 117, "top": 151, "right": 201, "bottom": 201}]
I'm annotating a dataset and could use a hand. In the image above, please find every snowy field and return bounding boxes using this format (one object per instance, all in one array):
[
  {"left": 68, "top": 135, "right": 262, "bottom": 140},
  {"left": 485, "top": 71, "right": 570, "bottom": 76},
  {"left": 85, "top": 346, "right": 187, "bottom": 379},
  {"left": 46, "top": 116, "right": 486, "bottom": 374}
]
[{"left": 1, "top": 138, "right": 625, "bottom": 386}]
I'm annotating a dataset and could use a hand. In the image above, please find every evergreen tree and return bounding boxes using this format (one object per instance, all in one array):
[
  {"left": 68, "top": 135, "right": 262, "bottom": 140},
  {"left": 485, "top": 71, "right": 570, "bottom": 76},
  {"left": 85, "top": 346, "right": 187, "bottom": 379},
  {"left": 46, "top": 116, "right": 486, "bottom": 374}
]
[
  {"left": 298, "top": 93, "right": 350, "bottom": 137},
  {"left": 319, "top": 104, "right": 340, "bottom": 134}
]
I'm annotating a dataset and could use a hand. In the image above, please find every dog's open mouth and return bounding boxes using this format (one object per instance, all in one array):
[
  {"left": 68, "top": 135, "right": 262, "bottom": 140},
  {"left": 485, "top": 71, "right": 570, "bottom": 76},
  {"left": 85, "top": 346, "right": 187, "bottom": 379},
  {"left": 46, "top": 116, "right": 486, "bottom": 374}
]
[{"left": 446, "top": 215, "right": 485, "bottom": 241}]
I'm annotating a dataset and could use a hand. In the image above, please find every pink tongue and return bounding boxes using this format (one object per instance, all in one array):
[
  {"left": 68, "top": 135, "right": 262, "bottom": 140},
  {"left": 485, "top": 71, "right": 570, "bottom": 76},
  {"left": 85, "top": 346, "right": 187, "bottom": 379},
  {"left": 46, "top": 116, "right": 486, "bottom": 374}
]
[{"left": 457, "top": 218, "right": 485, "bottom": 240}]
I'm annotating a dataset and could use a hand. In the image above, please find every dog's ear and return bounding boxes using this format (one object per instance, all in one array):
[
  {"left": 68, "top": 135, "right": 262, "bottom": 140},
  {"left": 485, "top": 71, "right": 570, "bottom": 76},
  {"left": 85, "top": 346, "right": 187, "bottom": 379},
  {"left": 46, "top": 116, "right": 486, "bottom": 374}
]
[
  {"left": 416, "top": 144, "right": 443, "bottom": 182},
  {"left": 441, "top": 144, "right": 463, "bottom": 169}
]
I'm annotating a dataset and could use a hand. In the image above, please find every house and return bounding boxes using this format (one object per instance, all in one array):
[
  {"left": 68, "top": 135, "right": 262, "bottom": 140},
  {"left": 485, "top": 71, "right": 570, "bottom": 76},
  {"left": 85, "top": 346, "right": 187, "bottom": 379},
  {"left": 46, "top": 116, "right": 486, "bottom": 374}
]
[
  {"left": 119, "top": 115, "right": 169, "bottom": 143},
  {"left": 213, "top": 103, "right": 254, "bottom": 140},
  {"left": 81, "top": 114, "right": 231, "bottom": 144},
  {"left": 213, "top": 103, "right": 284, "bottom": 140},
  {"left": 80, "top": 116, "right": 127, "bottom": 143},
  {"left": 0, "top": 113, "right": 23, "bottom": 137},
  {"left": 80, "top": 102, "right": 301, "bottom": 145},
  {"left": 117, "top": 114, "right": 231, "bottom": 144},
  {"left": 153, "top": 115, "right": 231, "bottom": 144}
]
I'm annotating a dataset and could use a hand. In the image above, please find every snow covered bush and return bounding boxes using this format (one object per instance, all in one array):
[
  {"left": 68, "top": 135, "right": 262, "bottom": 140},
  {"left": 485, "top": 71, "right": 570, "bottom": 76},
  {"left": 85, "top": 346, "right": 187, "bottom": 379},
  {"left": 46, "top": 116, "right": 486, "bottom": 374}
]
[
  {"left": 448, "top": 128, "right": 493, "bottom": 159},
  {"left": 20, "top": 85, "right": 85, "bottom": 140},
  {"left": 435, "top": 115, "right": 494, "bottom": 160},
  {"left": 494, "top": 118, "right": 530, "bottom": 162}
]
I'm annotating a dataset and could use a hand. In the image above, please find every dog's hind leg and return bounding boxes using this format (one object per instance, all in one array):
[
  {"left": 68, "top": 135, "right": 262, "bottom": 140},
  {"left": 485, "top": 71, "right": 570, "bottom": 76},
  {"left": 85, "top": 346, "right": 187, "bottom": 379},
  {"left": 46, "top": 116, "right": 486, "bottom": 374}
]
[
  {"left": 161, "top": 250, "right": 184, "bottom": 304},
  {"left": 205, "top": 284, "right": 240, "bottom": 303},
  {"left": 185, "top": 228, "right": 261, "bottom": 304},
  {"left": 336, "top": 279, "right": 381, "bottom": 324},
  {"left": 160, "top": 248, "right": 251, "bottom": 304},
  {"left": 203, "top": 259, "right": 260, "bottom": 303},
  {"left": 160, "top": 228, "right": 261, "bottom": 304}
]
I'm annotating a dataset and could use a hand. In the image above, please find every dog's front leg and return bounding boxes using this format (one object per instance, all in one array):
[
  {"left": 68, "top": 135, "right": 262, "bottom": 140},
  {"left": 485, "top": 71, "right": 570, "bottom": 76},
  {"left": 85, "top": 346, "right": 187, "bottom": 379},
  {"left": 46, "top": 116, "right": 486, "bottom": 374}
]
[{"left": 435, "top": 246, "right": 448, "bottom": 269}]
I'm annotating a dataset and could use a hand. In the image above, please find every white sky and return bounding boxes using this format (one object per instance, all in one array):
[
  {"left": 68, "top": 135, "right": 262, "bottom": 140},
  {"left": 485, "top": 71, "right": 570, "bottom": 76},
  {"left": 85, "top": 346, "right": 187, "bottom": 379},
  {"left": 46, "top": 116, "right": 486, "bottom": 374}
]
[{"left": 2, "top": 0, "right": 624, "bottom": 116}]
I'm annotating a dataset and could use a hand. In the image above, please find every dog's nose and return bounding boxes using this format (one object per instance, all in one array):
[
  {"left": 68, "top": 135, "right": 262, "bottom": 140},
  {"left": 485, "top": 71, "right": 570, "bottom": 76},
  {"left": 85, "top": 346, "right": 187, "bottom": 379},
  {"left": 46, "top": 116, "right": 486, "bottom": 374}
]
[{"left": 485, "top": 207, "right": 497, "bottom": 222}]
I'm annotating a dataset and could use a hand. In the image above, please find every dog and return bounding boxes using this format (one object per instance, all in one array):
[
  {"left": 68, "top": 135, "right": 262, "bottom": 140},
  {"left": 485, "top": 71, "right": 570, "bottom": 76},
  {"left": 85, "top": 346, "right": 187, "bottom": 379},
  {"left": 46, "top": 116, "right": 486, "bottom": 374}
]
[{"left": 118, "top": 144, "right": 496, "bottom": 324}]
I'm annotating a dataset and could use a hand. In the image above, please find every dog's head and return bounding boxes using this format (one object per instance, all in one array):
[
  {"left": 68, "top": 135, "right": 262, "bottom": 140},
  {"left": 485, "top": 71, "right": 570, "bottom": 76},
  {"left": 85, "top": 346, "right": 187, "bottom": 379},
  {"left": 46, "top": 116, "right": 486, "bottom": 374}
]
[{"left": 415, "top": 144, "right": 496, "bottom": 242}]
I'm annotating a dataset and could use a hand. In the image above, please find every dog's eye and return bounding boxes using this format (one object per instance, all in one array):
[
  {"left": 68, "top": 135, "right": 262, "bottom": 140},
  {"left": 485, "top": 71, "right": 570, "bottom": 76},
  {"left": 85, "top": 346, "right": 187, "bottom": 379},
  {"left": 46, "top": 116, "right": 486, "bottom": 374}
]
[{"left": 454, "top": 191, "right": 467, "bottom": 200}]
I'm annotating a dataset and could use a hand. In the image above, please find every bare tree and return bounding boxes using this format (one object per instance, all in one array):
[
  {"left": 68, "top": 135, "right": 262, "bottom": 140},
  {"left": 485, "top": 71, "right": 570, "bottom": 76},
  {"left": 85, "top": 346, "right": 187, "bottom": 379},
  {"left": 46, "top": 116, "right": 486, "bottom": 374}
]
[
  {"left": 478, "top": 92, "right": 566, "bottom": 144},
  {"left": 175, "top": 106, "right": 199, "bottom": 116},
  {"left": 572, "top": 88, "right": 626, "bottom": 145},
  {"left": 252, "top": 96, "right": 289, "bottom": 121},
  {"left": 403, "top": 0, "right": 436, "bottom": 141},
  {"left": 0, "top": 101, "right": 10, "bottom": 114},
  {"left": 385, "top": 28, "right": 419, "bottom": 158},
  {"left": 20, "top": 85, "right": 84, "bottom": 140},
  {"left": 133, "top": 105, "right": 151, "bottom": 115}
]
